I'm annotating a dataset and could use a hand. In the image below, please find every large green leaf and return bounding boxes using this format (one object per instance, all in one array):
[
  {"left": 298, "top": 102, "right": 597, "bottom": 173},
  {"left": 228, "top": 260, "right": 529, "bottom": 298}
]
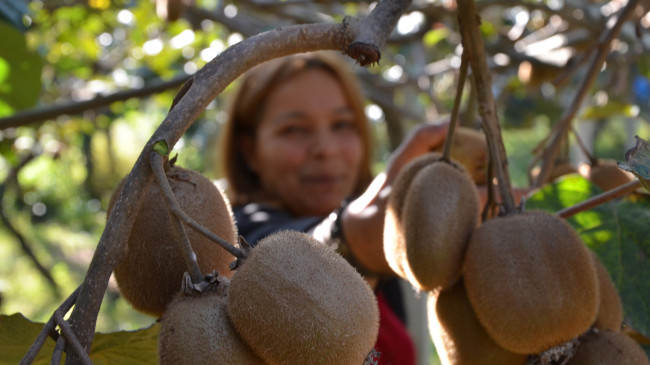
[
  {"left": 0, "top": 313, "right": 159, "bottom": 365},
  {"left": 525, "top": 175, "right": 650, "bottom": 339},
  {"left": 0, "top": 22, "right": 43, "bottom": 116}
]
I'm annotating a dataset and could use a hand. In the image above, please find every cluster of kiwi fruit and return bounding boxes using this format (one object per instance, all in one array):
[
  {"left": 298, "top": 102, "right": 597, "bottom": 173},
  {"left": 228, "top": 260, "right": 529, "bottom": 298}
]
[
  {"left": 109, "top": 162, "right": 379, "bottom": 364},
  {"left": 383, "top": 132, "right": 648, "bottom": 364}
]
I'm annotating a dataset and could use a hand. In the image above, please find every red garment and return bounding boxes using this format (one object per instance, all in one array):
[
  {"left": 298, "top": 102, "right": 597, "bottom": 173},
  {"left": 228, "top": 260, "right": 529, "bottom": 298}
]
[{"left": 373, "top": 291, "right": 416, "bottom": 365}]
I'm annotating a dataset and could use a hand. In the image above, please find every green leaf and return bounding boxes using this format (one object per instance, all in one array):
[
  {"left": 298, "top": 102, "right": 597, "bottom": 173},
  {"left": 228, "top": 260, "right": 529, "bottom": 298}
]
[
  {"left": 619, "top": 136, "right": 650, "bottom": 191},
  {"left": 581, "top": 100, "right": 639, "bottom": 120},
  {"left": 0, "top": 22, "right": 43, "bottom": 112},
  {"left": 423, "top": 28, "right": 449, "bottom": 48},
  {"left": 0, "top": 313, "right": 160, "bottom": 365},
  {"left": 525, "top": 175, "right": 650, "bottom": 338}
]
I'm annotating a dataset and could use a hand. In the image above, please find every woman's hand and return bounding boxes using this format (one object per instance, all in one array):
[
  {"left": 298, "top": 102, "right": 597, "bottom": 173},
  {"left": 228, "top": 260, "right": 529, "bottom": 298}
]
[
  {"left": 341, "top": 118, "right": 450, "bottom": 275},
  {"left": 385, "top": 118, "right": 450, "bottom": 183}
]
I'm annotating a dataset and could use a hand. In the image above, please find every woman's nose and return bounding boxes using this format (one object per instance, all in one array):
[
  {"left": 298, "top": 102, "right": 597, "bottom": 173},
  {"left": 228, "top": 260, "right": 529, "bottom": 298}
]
[{"left": 310, "top": 128, "right": 338, "bottom": 158}]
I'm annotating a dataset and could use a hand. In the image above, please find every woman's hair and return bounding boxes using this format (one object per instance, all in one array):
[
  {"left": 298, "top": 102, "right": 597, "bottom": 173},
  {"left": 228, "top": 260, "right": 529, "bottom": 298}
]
[{"left": 218, "top": 51, "right": 373, "bottom": 207}]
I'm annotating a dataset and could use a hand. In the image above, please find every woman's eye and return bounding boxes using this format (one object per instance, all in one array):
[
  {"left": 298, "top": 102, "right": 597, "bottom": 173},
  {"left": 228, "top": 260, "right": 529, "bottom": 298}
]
[
  {"left": 333, "top": 120, "right": 357, "bottom": 132},
  {"left": 280, "top": 125, "right": 308, "bottom": 136}
]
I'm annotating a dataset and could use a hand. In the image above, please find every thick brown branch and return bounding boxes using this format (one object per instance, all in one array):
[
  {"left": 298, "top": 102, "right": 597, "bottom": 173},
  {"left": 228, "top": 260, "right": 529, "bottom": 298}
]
[
  {"left": 457, "top": 0, "right": 517, "bottom": 214},
  {"left": 0, "top": 75, "right": 190, "bottom": 130},
  {"left": 533, "top": 0, "right": 641, "bottom": 188},
  {"left": 344, "top": 0, "right": 412, "bottom": 65},
  {"left": 557, "top": 180, "right": 641, "bottom": 218}
]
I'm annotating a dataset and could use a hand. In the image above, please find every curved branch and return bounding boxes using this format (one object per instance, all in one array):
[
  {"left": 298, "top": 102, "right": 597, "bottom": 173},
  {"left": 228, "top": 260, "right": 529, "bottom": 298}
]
[{"left": 64, "top": 3, "right": 409, "bottom": 361}]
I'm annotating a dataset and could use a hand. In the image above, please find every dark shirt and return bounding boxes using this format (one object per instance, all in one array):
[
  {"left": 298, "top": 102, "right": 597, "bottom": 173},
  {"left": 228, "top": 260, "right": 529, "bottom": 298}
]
[{"left": 233, "top": 202, "right": 323, "bottom": 246}]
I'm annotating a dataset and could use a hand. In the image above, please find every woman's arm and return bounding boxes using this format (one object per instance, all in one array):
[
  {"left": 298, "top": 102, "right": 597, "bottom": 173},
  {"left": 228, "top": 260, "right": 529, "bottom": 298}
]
[{"left": 342, "top": 120, "right": 450, "bottom": 274}]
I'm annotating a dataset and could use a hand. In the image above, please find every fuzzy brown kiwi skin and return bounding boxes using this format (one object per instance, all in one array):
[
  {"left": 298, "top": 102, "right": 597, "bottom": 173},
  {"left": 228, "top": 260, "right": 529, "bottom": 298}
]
[
  {"left": 384, "top": 152, "right": 445, "bottom": 278},
  {"left": 428, "top": 280, "right": 528, "bottom": 365},
  {"left": 590, "top": 251, "right": 624, "bottom": 332},
  {"left": 227, "top": 230, "right": 379, "bottom": 365},
  {"left": 433, "top": 127, "right": 489, "bottom": 185},
  {"left": 587, "top": 159, "right": 634, "bottom": 191},
  {"left": 108, "top": 166, "right": 238, "bottom": 318},
  {"left": 158, "top": 279, "right": 265, "bottom": 365},
  {"left": 566, "top": 330, "right": 650, "bottom": 365},
  {"left": 401, "top": 160, "right": 480, "bottom": 292},
  {"left": 463, "top": 210, "right": 599, "bottom": 354}
]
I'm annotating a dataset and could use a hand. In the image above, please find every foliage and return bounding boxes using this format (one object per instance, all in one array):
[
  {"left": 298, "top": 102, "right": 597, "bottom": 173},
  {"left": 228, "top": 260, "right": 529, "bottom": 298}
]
[
  {"left": 0, "top": 313, "right": 159, "bottom": 365},
  {"left": 526, "top": 175, "right": 650, "bottom": 344}
]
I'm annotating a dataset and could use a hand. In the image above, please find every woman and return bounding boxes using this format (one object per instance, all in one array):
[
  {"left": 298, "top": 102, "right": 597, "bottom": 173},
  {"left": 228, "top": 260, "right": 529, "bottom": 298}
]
[{"left": 218, "top": 51, "right": 449, "bottom": 365}]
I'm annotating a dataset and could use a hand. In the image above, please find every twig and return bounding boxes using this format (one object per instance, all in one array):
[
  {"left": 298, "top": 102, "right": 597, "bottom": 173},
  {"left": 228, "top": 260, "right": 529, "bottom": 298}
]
[
  {"left": 442, "top": 53, "right": 469, "bottom": 161},
  {"left": 20, "top": 287, "right": 80, "bottom": 365},
  {"left": 0, "top": 74, "right": 191, "bottom": 130},
  {"left": 457, "top": 0, "right": 517, "bottom": 214},
  {"left": 150, "top": 152, "right": 205, "bottom": 285},
  {"left": 0, "top": 152, "right": 60, "bottom": 297},
  {"left": 570, "top": 125, "right": 597, "bottom": 166},
  {"left": 150, "top": 151, "right": 245, "bottom": 260},
  {"left": 557, "top": 180, "right": 641, "bottom": 218},
  {"left": 50, "top": 337, "right": 65, "bottom": 365},
  {"left": 0, "top": 200, "right": 60, "bottom": 298},
  {"left": 53, "top": 309, "right": 93, "bottom": 365},
  {"left": 532, "top": 0, "right": 641, "bottom": 188}
]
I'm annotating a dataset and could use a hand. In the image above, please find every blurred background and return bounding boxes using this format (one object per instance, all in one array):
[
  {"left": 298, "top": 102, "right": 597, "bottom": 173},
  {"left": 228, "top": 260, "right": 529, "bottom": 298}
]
[{"left": 0, "top": 0, "right": 649, "bottom": 363}]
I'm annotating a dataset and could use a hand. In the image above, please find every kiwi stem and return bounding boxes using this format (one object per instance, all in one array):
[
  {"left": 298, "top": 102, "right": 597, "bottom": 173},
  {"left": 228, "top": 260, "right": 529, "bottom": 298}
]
[
  {"left": 457, "top": 0, "right": 517, "bottom": 214},
  {"left": 441, "top": 53, "right": 469, "bottom": 162},
  {"left": 149, "top": 152, "right": 245, "bottom": 260},
  {"left": 557, "top": 179, "right": 641, "bottom": 218},
  {"left": 20, "top": 287, "right": 80, "bottom": 365},
  {"left": 570, "top": 126, "right": 598, "bottom": 166},
  {"left": 150, "top": 152, "right": 207, "bottom": 285},
  {"left": 51, "top": 307, "right": 93, "bottom": 365}
]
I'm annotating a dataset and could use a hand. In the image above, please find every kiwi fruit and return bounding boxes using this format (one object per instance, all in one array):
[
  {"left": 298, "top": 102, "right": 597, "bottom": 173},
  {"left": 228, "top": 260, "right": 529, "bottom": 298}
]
[
  {"left": 158, "top": 279, "right": 265, "bottom": 365},
  {"left": 108, "top": 166, "right": 238, "bottom": 318},
  {"left": 433, "top": 127, "right": 489, "bottom": 185},
  {"left": 566, "top": 329, "right": 650, "bottom": 365},
  {"left": 384, "top": 153, "right": 446, "bottom": 279},
  {"left": 428, "top": 280, "right": 528, "bottom": 365},
  {"left": 585, "top": 159, "right": 634, "bottom": 191},
  {"left": 463, "top": 210, "right": 599, "bottom": 354},
  {"left": 400, "top": 159, "right": 480, "bottom": 291},
  {"left": 227, "top": 230, "right": 379, "bottom": 365},
  {"left": 590, "top": 251, "right": 624, "bottom": 331}
]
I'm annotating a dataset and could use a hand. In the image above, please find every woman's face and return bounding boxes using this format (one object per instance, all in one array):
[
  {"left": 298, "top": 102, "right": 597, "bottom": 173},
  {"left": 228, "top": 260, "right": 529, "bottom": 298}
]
[{"left": 247, "top": 69, "right": 364, "bottom": 216}]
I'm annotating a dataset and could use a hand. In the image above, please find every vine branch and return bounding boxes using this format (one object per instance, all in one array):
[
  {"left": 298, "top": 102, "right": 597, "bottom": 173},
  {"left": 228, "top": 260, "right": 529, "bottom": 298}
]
[
  {"left": 457, "top": 0, "right": 517, "bottom": 214},
  {"left": 557, "top": 180, "right": 641, "bottom": 219}
]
